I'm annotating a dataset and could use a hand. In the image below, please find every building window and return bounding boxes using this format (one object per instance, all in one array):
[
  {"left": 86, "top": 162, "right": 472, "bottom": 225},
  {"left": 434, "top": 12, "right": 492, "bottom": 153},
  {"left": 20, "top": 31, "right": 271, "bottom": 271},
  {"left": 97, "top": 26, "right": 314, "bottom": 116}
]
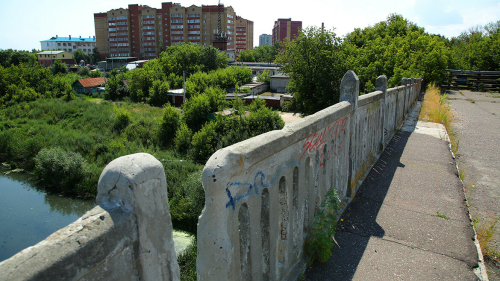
[
  {"left": 187, "top": 19, "right": 200, "bottom": 23},
  {"left": 188, "top": 36, "right": 200, "bottom": 40},
  {"left": 188, "top": 31, "right": 200, "bottom": 35},
  {"left": 188, "top": 25, "right": 200, "bottom": 29},
  {"left": 188, "top": 14, "right": 200, "bottom": 17},
  {"left": 58, "top": 43, "right": 61, "bottom": 46},
  {"left": 171, "top": 19, "right": 183, "bottom": 23},
  {"left": 143, "top": 15, "right": 154, "bottom": 19},
  {"left": 171, "top": 31, "right": 183, "bottom": 34},
  {"left": 171, "top": 14, "right": 183, "bottom": 18},
  {"left": 172, "top": 36, "right": 184, "bottom": 40},
  {"left": 63, "top": 43, "right": 66, "bottom": 46},
  {"left": 171, "top": 25, "right": 183, "bottom": 29},
  {"left": 108, "top": 17, "right": 116, "bottom": 21},
  {"left": 116, "top": 16, "right": 127, "bottom": 20},
  {"left": 144, "top": 20, "right": 155, "bottom": 24},
  {"left": 144, "top": 26, "right": 155, "bottom": 30}
]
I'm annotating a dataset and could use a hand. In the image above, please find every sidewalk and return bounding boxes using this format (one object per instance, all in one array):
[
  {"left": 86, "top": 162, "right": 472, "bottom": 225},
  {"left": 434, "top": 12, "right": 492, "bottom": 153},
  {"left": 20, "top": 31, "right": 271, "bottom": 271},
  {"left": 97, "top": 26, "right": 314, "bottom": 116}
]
[{"left": 304, "top": 102, "right": 487, "bottom": 280}]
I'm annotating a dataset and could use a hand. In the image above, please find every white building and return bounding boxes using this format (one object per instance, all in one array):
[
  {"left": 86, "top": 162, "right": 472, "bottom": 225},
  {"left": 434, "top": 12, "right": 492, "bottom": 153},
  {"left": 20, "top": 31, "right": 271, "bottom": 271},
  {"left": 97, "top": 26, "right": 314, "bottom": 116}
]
[
  {"left": 259, "top": 34, "right": 272, "bottom": 46},
  {"left": 40, "top": 35, "right": 97, "bottom": 54}
]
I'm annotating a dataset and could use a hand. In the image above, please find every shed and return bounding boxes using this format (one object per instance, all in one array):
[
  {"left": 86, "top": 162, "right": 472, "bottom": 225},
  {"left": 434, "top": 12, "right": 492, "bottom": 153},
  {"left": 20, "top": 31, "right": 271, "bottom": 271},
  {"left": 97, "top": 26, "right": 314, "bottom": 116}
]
[
  {"left": 73, "top": 77, "right": 107, "bottom": 94},
  {"left": 270, "top": 72, "right": 290, "bottom": 93}
]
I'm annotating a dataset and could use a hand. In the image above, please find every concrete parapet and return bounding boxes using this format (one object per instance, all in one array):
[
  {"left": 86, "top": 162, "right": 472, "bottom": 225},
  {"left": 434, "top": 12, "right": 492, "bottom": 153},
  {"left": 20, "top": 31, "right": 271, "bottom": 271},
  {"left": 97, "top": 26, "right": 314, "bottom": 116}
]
[
  {"left": 0, "top": 153, "right": 179, "bottom": 281},
  {"left": 197, "top": 71, "right": 423, "bottom": 280}
]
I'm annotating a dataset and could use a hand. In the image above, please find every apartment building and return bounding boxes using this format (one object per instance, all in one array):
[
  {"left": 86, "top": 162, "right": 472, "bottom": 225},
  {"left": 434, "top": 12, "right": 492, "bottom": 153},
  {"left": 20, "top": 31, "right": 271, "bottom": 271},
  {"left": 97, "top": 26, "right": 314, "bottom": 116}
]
[
  {"left": 37, "top": 51, "right": 74, "bottom": 67},
  {"left": 259, "top": 34, "right": 272, "bottom": 46},
  {"left": 40, "top": 35, "right": 96, "bottom": 54},
  {"left": 272, "top": 18, "right": 302, "bottom": 45},
  {"left": 94, "top": 2, "right": 253, "bottom": 59}
]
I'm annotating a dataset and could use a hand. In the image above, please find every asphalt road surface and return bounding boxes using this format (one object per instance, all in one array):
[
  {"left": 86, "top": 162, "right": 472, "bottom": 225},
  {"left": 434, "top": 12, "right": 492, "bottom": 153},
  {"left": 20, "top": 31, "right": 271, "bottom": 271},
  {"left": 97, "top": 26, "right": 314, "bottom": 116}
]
[{"left": 447, "top": 89, "right": 500, "bottom": 280}]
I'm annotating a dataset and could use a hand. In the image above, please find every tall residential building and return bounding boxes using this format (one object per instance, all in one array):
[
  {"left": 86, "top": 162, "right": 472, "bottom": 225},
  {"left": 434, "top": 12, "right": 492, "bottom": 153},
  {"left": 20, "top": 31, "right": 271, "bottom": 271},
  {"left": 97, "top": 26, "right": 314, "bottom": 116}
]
[
  {"left": 94, "top": 2, "right": 253, "bottom": 60},
  {"left": 259, "top": 34, "right": 272, "bottom": 46},
  {"left": 40, "top": 35, "right": 96, "bottom": 54},
  {"left": 272, "top": 18, "right": 302, "bottom": 45}
]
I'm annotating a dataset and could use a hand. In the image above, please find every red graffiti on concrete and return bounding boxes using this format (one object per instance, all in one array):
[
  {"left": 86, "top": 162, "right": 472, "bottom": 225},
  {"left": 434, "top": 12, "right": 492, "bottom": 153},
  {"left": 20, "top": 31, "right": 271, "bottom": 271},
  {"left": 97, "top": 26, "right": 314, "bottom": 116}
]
[{"left": 300, "top": 116, "right": 348, "bottom": 166}]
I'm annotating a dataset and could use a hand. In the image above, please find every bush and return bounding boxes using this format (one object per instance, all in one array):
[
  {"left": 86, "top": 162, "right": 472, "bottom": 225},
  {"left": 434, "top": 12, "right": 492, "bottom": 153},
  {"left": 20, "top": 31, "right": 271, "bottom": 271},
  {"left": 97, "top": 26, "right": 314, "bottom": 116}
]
[
  {"left": 113, "top": 106, "right": 130, "bottom": 132},
  {"left": 148, "top": 80, "right": 170, "bottom": 107},
  {"left": 257, "top": 70, "right": 271, "bottom": 83},
  {"left": 174, "top": 123, "right": 193, "bottom": 153},
  {"left": 158, "top": 103, "right": 180, "bottom": 146},
  {"left": 125, "top": 117, "right": 158, "bottom": 146},
  {"left": 306, "top": 188, "right": 341, "bottom": 262},
  {"left": 183, "top": 94, "right": 211, "bottom": 132},
  {"left": 34, "top": 147, "right": 89, "bottom": 195}
]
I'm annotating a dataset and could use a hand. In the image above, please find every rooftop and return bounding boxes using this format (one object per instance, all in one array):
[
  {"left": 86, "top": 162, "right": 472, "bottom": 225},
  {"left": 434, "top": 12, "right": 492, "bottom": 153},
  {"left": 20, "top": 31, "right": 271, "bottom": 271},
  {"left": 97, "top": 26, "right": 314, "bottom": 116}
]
[
  {"left": 41, "top": 36, "right": 96, "bottom": 43},
  {"left": 77, "top": 77, "right": 107, "bottom": 88},
  {"left": 38, "top": 51, "right": 64, "bottom": 55}
]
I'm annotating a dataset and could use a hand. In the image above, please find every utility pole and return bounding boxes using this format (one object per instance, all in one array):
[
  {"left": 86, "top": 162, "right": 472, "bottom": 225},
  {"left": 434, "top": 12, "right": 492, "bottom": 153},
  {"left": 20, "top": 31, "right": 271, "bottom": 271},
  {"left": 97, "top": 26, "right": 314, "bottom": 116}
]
[{"left": 183, "top": 70, "right": 186, "bottom": 104}]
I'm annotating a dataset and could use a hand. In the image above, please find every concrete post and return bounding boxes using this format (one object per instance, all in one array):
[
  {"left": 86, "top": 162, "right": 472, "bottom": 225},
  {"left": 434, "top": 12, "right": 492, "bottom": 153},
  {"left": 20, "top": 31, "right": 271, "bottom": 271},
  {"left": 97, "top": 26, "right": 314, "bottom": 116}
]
[
  {"left": 376, "top": 75, "right": 388, "bottom": 150},
  {"left": 401, "top": 77, "right": 408, "bottom": 115},
  {"left": 97, "top": 153, "right": 180, "bottom": 281},
  {"left": 341, "top": 70, "right": 359, "bottom": 198}
]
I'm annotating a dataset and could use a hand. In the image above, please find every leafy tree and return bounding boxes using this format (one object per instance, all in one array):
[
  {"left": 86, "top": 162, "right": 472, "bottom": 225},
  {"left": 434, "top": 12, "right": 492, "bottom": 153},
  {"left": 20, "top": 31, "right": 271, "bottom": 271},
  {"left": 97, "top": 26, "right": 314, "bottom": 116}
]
[
  {"left": 275, "top": 27, "right": 346, "bottom": 114},
  {"left": 158, "top": 103, "right": 180, "bottom": 146},
  {"left": 104, "top": 73, "right": 128, "bottom": 100},
  {"left": 52, "top": 59, "right": 67, "bottom": 75},
  {"left": 257, "top": 70, "right": 271, "bottom": 83},
  {"left": 77, "top": 66, "right": 90, "bottom": 77},
  {"left": 148, "top": 79, "right": 170, "bottom": 107},
  {"left": 91, "top": 47, "right": 101, "bottom": 64},
  {"left": 74, "top": 50, "right": 90, "bottom": 65},
  {"left": 88, "top": 69, "right": 103, "bottom": 78}
]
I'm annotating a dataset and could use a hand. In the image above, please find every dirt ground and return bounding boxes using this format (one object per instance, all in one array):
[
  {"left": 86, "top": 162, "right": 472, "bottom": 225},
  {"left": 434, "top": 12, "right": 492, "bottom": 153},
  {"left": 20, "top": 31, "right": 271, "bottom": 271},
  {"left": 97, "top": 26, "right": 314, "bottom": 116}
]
[{"left": 280, "top": 112, "right": 303, "bottom": 125}]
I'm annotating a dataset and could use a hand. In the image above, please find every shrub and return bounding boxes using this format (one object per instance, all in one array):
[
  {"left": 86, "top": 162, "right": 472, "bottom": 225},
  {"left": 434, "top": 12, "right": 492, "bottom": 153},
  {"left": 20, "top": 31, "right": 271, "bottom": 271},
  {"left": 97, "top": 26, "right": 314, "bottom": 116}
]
[
  {"left": 113, "top": 105, "right": 130, "bottom": 132},
  {"left": 306, "top": 188, "right": 341, "bottom": 262},
  {"left": 158, "top": 103, "right": 180, "bottom": 146},
  {"left": 190, "top": 121, "right": 218, "bottom": 162},
  {"left": 183, "top": 94, "right": 211, "bottom": 132},
  {"left": 174, "top": 123, "right": 193, "bottom": 153},
  {"left": 148, "top": 80, "right": 170, "bottom": 107},
  {"left": 125, "top": 117, "right": 158, "bottom": 146},
  {"left": 257, "top": 70, "right": 271, "bottom": 83},
  {"left": 34, "top": 147, "right": 89, "bottom": 195}
]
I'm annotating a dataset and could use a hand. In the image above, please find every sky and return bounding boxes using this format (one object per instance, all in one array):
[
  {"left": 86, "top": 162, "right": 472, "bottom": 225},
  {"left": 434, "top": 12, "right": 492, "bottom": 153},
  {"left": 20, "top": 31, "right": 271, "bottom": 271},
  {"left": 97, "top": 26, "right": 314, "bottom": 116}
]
[{"left": 0, "top": 0, "right": 499, "bottom": 51}]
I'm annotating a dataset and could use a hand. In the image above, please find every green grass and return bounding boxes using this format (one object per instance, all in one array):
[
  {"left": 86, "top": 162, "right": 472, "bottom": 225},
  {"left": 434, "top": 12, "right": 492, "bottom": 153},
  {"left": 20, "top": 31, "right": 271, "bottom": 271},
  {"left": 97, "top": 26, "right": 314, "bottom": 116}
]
[{"left": 432, "top": 211, "right": 450, "bottom": 220}]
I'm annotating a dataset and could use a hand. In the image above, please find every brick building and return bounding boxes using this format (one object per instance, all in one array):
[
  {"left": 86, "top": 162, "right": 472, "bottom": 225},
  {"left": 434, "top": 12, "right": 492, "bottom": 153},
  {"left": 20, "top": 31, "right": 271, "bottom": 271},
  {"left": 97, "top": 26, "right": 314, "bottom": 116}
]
[
  {"left": 272, "top": 18, "right": 302, "bottom": 45},
  {"left": 94, "top": 2, "right": 253, "bottom": 60}
]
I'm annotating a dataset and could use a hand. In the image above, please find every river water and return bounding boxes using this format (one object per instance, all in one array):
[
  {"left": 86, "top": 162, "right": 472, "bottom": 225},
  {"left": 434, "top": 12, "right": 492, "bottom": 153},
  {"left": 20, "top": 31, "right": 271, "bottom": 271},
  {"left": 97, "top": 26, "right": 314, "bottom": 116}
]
[{"left": 0, "top": 169, "right": 95, "bottom": 262}]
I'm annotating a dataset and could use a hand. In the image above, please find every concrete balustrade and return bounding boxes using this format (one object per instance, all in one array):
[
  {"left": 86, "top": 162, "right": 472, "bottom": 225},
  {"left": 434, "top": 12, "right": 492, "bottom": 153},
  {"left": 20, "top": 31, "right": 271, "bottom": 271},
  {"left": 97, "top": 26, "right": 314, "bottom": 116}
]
[
  {"left": 197, "top": 71, "right": 422, "bottom": 281},
  {"left": 0, "top": 153, "right": 180, "bottom": 281}
]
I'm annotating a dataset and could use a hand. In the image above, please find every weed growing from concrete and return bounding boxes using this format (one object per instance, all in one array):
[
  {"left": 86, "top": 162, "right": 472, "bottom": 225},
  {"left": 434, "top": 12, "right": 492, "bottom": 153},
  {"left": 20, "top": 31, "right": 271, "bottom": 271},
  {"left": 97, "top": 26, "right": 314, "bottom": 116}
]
[
  {"left": 306, "top": 188, "right": 341, "bottom": 262},
  {"left": 476, "top": 217, "right": 500, "bottom": 263},
  {"left": 432, "top": 212, "right": 450, "bottom": 220}
]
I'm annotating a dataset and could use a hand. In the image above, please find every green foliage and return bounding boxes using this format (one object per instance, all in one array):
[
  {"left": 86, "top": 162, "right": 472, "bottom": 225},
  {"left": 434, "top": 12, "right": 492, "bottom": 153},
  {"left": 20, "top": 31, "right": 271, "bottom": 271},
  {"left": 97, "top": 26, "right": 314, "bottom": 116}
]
[
  {"left": 148, "top": 79, "right": 170, "bottom": 107},
  {"left": 91, "top": 47, "right": 101, "bottom": 64},
  {"left": 88, "top": 69, "right": 103, "bottom": 78},
  {"left": 343, "top": 14, "right": 450, "bottom": 91},
  {"left": 275, "top": 27, "right": 347, "bottom": 114},
  {"left": 237, "top": 44, "right": 281, "bottom": 63},
  {"left": 77, "top": 66, "right": 90, "bottom": 77},
  {"left": 113, "top": 105, "right": 130, "bottom": 132},
  {"left": 248, "top": 97, "right": 266, "bottom": 112},
  {"left": 34, "top": 147, "right": 89, "bottom": 196},
  {"left": 257, "top": 70, "right": 271, "bottom": 83},
  {"left": 158, "top": 103, "right": 180, "bottom": 146},
  {"left": 104, "top": 73, "right": 129, "bottom": 101},
  {"left": 174, "top": 123, "right": 193, "bottom": 153},
  {"left": 125, "top": 117, "right": 158, "bottom": 146},
  {"left": 183, "top": 94, "right": 212, "bottom": 132},
  {"left": 177, "top": 238, "right": 197, "bottom": 281},
  {"left": 0, "top": 49, "right": 37, "bottom": 68},
  {"left": 74, "top": 50, "right": 91, "bottom": 66},
  {"left": 185, "top": 66, "right": 252, "bottom": 98},
  {"left": 52, "top": 59, "right": 68, "bottom": 75},
  {"left": 281, "top": 100, "right": 295, "bottom": 112},
  {"left": 306, "top": 188, "right": 341, "bottom": 262},
  {"left": 190, "top": 107, "right": 284, "bottom": 162}
]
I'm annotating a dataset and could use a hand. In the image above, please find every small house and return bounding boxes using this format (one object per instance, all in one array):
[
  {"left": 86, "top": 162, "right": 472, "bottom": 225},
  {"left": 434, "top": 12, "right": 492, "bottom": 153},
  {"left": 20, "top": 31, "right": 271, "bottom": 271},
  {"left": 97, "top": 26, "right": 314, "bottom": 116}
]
[{"left": 73, "top": 77, "right": 107, "bottom": 94}]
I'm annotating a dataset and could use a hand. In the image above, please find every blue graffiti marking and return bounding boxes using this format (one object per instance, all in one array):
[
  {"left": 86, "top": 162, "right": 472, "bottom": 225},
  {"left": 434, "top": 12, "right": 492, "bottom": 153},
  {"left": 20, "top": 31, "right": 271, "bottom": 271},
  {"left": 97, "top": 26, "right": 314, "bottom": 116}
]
[{"left": 225, "top": 159, "right": 298, "bottom": 210}]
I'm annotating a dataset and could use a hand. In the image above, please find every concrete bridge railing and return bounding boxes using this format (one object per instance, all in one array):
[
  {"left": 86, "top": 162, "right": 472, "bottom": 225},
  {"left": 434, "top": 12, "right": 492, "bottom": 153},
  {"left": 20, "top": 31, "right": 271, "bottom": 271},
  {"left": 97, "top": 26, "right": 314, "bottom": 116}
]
[
  {"left": 197, "top": 71, "right": 422, "bottom": 281},
  {"left": 0, "top": 153, "right": 180, "bottom": 281}
]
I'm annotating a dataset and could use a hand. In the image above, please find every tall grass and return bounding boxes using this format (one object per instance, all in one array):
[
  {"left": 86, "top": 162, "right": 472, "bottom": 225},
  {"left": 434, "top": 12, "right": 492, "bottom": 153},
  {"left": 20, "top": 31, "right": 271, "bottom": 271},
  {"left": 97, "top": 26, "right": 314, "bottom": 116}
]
[{"left": 418, "top": 84, "right": 459, "bottom": 154}]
